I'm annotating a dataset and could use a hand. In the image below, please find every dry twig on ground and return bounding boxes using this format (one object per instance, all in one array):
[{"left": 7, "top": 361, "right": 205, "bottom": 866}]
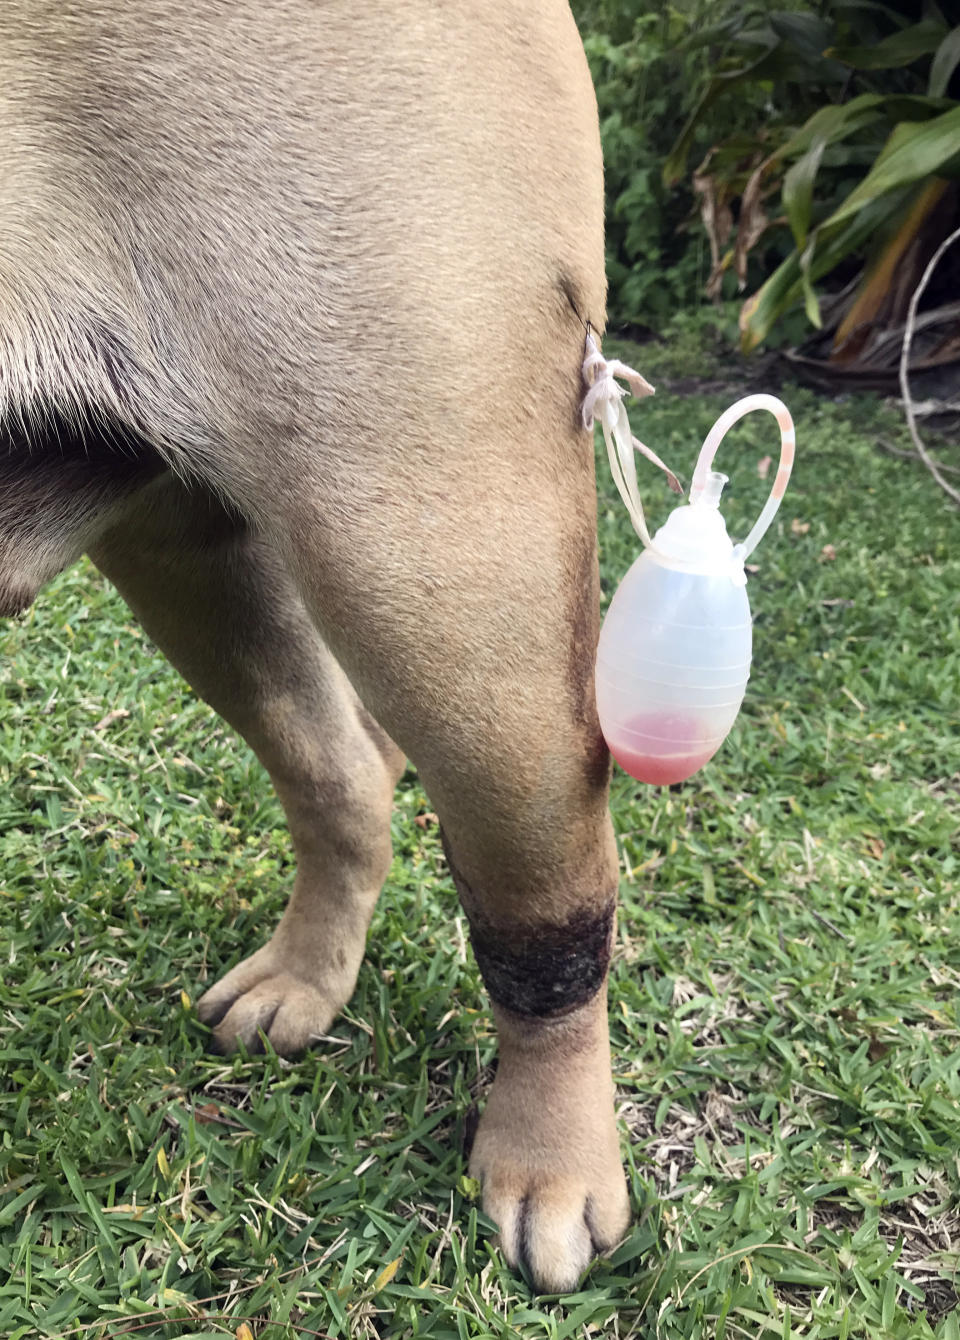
[{"left": 899, "top": 223, "right": 960, "bottom": 509}]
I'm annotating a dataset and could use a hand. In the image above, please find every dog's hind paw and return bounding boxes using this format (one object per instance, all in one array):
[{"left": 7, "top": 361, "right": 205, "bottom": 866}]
[{"left": 195, "top": 944, "right": 349, "bottom": 1056}]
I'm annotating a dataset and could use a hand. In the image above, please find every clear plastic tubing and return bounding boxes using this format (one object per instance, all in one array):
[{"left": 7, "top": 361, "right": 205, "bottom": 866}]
[{"left": 596, "top": 394, "right": 795, "bottom": 786}]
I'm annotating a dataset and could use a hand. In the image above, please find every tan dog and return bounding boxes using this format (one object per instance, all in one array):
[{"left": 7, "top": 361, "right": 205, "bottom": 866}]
[{"left": 0, "top": 0, "right": 629, "bottom": 1291}]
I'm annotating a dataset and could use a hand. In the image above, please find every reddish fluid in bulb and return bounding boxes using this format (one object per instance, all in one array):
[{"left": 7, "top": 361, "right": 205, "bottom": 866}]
[{"left": 607, "top": 713, "right": 719, "bottom": 786}]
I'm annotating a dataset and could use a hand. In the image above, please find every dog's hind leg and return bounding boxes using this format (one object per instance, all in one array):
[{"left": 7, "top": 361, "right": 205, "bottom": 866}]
[{"left": 89, "top": 476, "right": 404, "bottom": 1055}]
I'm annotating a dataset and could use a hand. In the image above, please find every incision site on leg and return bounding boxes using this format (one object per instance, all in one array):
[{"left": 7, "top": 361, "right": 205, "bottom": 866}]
[{"left": 467, "top": 900, "right": 616, "bottom": 1018}]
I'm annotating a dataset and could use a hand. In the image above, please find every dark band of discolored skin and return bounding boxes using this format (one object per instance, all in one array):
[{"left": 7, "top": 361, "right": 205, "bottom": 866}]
[{"left": 466, "top": 901, "right": 616, "bottom": 1018}]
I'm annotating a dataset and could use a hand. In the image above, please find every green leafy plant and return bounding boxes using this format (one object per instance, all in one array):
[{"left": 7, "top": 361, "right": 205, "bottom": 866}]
[
  {"left": 663, "top": 4, "right": 960, "bottom": 354},
  {"left": 575, "top": 3, "right": 785, "bottom": 330}
]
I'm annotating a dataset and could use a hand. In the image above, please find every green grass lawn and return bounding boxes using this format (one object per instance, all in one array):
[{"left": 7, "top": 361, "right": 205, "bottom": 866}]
[{"left": 1, "top": 320, "right": 959, "bottom": 1338}]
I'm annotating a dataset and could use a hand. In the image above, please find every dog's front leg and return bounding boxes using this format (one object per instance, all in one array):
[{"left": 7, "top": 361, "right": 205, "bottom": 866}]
[
  {"left": 450, "top": 860, "right": 627, "bottom": 1290},
  {"left": 250, "top": 314, "right": 631, "bottom": 1291},
  {"left": 433, "top": 729, "right": 627, "bottom": 1290}
]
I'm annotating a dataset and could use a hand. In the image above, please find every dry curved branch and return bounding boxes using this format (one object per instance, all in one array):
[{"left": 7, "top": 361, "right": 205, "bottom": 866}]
[{"left": 899, "top": 224, "right": 960, "bottom": 508}]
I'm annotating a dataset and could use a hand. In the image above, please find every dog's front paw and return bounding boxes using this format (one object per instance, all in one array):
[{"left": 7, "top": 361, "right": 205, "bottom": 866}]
[
  {"left": 196, "top": 942, "right": 348, "bottom": 1056},
  {"left": 469, "top": 998, "right": 630, "bottom": 1293},
  {"left": 474, "top": 1156, "right": 629, "bottom": 1294}
]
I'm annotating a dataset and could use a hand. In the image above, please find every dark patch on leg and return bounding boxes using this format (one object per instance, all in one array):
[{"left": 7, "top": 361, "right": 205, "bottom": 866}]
[
  {"left": 467, "top": 901, "right": 615, "bottom": 1019},
  {"left": 440, "top": 833, "right": 615, "bottom": 1018},
  {"left": 516, "top": 1192, "right": 533, "bottom": 1278},
  {"left": 565, "top": 524, "right": 611, "bottom": 794}
]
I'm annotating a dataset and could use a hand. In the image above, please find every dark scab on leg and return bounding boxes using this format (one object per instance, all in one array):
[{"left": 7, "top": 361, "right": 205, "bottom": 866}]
[
  {"left": 468, "top": 901, "right": 616, "bottom": 1019},
  {"left": 441, "top": 830, "right": 616, "bottom": 1020}
]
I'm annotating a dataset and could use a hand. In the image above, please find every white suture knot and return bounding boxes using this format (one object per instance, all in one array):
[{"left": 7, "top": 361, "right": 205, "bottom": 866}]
[{"left": 581, "top": 333, "right": 655, "bottom": 432}]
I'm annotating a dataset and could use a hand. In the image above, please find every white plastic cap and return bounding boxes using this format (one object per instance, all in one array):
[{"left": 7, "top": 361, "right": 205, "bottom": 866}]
[{"left": 648, "top": 474, "right": 738, "bottom": 573}]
